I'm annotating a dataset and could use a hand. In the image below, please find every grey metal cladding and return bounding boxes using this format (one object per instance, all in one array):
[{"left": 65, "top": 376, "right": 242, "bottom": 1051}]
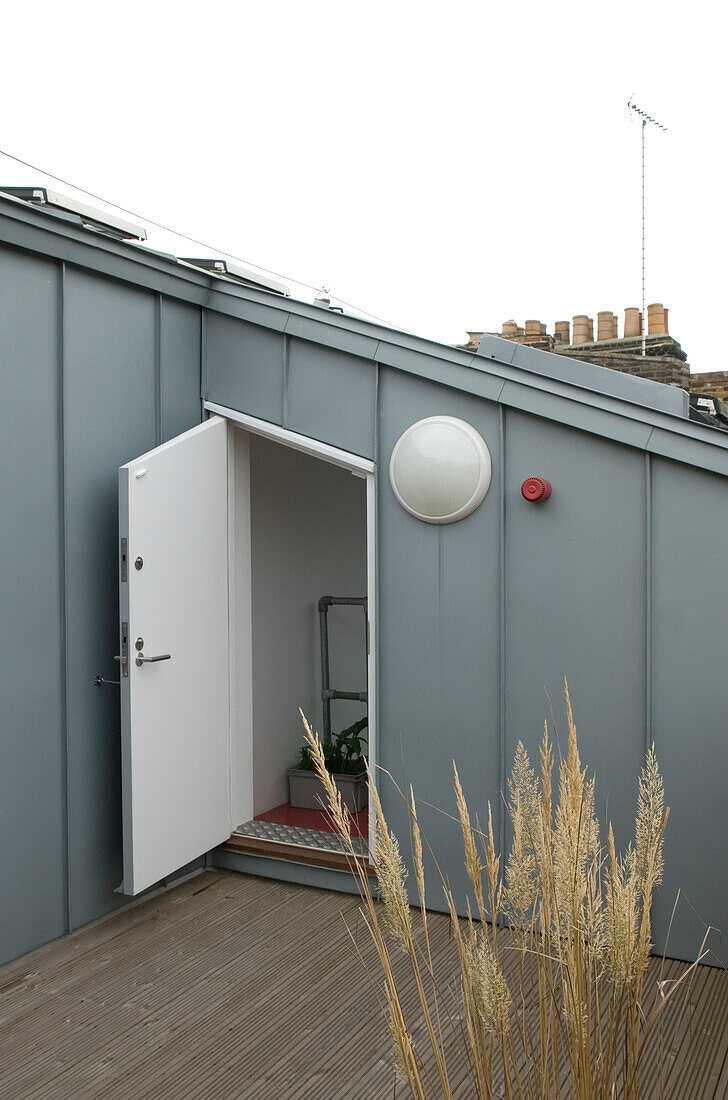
[
  {"left": 498, "top": 380, "right": 656, "bottom": 450},
  {"left": 285, "top": 338, "right": 376, "bottom": 458},
  {"left": 650, "top": 458, "right": 728, "bottom": 965},
  {"left": 160, "top": 300, "right": 202, "bottom": 442},
  {"left": 206, "top": 313, "right": 284, "bottom": 425},
  {"left": 2, "top": 195, "right": 728, "bottom": 971},
  {"left": 647, "top": 426, "right": 728, "bottom": 479},
  {"left": 478, "top": 334, "right": 688, "bottom": 418},
  {"left": 0, "top": 194, "right": 213, "bottom": 307},
  {"left": 2, "top": 195, "right": 728, "bottom": 475},
  {"left": 376, "top": 367, "right": 502, "bottom": 913},
  {"left": 376, "top": 323, "right": 474, "bottom": 367},
  {"left": 503, "top": 411, "right": 648, "bottom": 852},
  {"left": 376, "top": 339, "right": 473, "bottom": 374},
  {"left": 478, "top": 334, "right": 519, "bottom": 366},
  {"left": 0, "top": 246, "right": 67, "bottom": 964},
  {"left": 284, "top": 313, "right": 380, "bottom": 360},
  {"left": 205, "top": 288, "right": 288, "bottom": 334},
  {"left": 378, "top": 343, "right": 506, "bottom": 403},
  {"left": 63, "top": 270, "right": 158, "bottom": 929}
]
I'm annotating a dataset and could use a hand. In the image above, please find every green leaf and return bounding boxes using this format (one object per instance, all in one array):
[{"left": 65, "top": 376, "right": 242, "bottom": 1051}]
[{"left": 295, "top": 714, "right": 368, "bottom": 775}]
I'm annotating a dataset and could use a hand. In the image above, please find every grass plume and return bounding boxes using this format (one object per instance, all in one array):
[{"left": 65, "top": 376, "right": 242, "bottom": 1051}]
[{"left": 301, "top": 683, "right": 686, "bottom": 1099}]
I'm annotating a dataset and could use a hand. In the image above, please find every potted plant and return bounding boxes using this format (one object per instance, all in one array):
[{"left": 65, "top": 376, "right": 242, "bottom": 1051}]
[{"left": 288, "top": 716, "right": 368, "bottom": 814}]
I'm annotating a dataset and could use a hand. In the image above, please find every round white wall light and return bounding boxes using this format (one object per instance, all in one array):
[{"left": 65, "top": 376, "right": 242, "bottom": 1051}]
[{"left": 389, "top": 416, "right": 492, "bottom": 524}]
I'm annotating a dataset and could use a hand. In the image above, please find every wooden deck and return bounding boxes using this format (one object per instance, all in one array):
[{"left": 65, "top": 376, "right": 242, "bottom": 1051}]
[{"left": 0, "top": 870, "right": 726, "bottom": 1098}]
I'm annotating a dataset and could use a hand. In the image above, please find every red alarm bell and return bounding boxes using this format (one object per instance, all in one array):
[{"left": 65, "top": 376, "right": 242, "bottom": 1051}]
[{"left": 521, "top": 476, "right": 552, "bottom": 503}]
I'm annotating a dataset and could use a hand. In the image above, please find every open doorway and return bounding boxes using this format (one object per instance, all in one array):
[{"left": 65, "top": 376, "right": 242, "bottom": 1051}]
[
  {"left": 117, "top": 410, "right": 375, "bottom": 895},
  {"left": 228, "top": 423, "right": 373, "bottom": 864}
]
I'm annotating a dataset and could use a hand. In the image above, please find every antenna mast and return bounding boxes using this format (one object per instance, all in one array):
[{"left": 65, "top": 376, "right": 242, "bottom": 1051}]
[{"left": 627, "top": 99, "right": 667, "bottom": 356}]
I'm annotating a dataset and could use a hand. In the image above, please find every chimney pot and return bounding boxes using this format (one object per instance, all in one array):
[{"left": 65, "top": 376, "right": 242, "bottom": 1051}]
[
  {"left": 624, "top": 307, "right": 642, "bottom": 337},
  {"left": 647, "top": 303, "right": 667, "bottom": 335},
  {"left": 597, "top": 311, "right": 615, "bottom": 341},
  {"left": 572, "top": 314, "right": 591, "bottom": 345}
]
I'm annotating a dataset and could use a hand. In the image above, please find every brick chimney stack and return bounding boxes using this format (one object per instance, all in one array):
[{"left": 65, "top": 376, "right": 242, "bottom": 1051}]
[{"left": 470, "top": 301, "right": 672, "bottom": 358}]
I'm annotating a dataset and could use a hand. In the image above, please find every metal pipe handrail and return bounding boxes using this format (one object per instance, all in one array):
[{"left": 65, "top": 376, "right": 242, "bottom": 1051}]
[{"left": 318, "top": 595, "right": 368, "bottom": 743}]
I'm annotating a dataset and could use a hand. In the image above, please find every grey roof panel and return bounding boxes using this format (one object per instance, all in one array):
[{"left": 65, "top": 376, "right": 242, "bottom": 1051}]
[
  {"left": 375, "top": 339, "right": 472, "bottom": 374},
  {"left": 477, "top": 334, "right": 688, "bottom": 418},
  {"left": 479, "top": 335, "right": 520, "bottom": 366},
  {"left": 375, "top": 341, "right": 506, "bottom": 402},
  {"left": 284, "top": 312, "right": 380, "bottom": 359},
  {"left": 647, "top": 426, "right": 728, "bottom": 478},
  {"left": 498, "top": 379, "right": 656, "bottom": 451},
  {"left": 206, "top": 289, "right": 288, "bottom": 333}
]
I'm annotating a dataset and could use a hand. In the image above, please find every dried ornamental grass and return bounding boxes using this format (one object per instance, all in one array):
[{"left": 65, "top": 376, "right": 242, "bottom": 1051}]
[{"left": 301, "top": 683, "right": 702, "bottom": 1100}]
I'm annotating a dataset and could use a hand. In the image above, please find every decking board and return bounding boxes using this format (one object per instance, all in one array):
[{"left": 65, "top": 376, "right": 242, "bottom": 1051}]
[{"left": 0, "top": 871, "right": 726, "bottom": 1098}]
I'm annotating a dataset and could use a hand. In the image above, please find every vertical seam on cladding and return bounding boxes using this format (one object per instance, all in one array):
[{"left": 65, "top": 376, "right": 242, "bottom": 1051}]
[
  {"left": 438, "top": 526, "right": 445, "bottom": 741},
  {"left": 645, "top": 453, "right": 653, "bottom": 753},
  {"left": 282, "top": 334, "right": 289, "bottom": 429},
  {"left": 498, "top": 405, "right": 507, "bottom": 864},
  {"left": 200, "top": 309, "right": 208, "bottom": 416},
  {"left": 373, "top": 361, "right": 380, "bottom": 465},
  {"left": 58, "top": 261, "right": 71, "bottom": 935},
  {"left": 373, "top": 362, "right": 380, "bottom": 815},
  {"left": 155, "top": 295, "right": 162, "bottom": 446}
]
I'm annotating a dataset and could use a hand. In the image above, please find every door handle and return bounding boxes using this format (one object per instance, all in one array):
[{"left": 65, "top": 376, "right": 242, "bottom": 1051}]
[{"left": 135, "top": 653, "right": 171, "bottom": 666}]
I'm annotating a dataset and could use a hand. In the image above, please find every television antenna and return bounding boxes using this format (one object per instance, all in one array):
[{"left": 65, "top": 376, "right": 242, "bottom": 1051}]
[{"left": 628, "top": 98, "right": 667, "bottom": 356}]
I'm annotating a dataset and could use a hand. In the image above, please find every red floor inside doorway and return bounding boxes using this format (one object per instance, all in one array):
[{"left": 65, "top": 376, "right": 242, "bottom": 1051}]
[{"left": 255, "top": 801, "right": 368, "bottom": 839}]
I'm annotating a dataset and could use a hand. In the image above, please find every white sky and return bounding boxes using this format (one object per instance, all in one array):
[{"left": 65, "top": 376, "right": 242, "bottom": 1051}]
[{"left": 1, "top": 0, "right": 725, "bottom": 373}]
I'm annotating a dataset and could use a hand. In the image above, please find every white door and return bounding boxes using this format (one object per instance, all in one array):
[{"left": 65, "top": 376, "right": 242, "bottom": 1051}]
[{"left": 118, "top": 416, "right": 230, "bottom": 895}]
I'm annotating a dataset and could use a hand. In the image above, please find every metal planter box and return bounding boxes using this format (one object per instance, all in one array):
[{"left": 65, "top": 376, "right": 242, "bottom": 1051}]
[{"left": 287, "top": 767, "right": 368, "bottom": 814}]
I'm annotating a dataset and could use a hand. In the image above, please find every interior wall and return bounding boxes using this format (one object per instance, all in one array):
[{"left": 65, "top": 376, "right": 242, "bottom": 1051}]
[{"left": 248, "top": 435, "right": 367, "bottom": 816}]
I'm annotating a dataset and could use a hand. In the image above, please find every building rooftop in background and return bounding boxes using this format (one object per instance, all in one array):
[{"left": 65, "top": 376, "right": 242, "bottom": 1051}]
[{"left": 460, "top": 304, "right": 728, "bottom": 430}]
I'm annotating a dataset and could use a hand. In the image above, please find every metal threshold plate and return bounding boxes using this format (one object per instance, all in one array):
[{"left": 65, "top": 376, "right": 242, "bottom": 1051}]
[{"left": 234, "top": 818, "right": 369, "bottom": 858}]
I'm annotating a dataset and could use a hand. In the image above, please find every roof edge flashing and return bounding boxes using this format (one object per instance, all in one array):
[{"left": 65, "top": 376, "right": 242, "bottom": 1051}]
[{"left": 476, "top": 333, "right": 689, "bottom": 420}]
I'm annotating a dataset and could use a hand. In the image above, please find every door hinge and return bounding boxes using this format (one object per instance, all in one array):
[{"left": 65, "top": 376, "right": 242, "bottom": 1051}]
[{"left": 120, "top": 538, "right": 128, "bottom": 582}]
